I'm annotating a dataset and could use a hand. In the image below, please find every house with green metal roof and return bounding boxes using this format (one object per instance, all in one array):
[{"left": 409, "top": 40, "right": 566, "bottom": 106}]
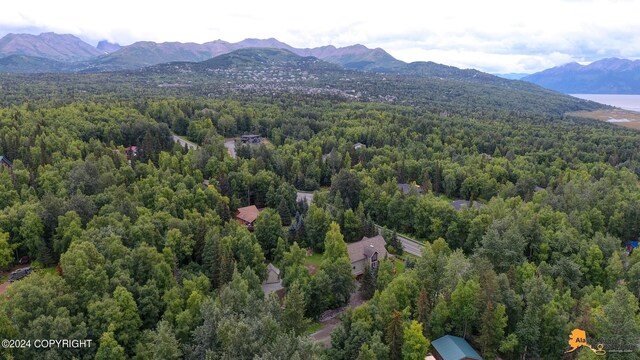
[{"left": 431, "top": 335, "right": 483, "bottom": 360}]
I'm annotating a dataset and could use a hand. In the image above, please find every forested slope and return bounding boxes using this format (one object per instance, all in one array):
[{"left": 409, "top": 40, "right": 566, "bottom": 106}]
[{"left": 0, "top": 97, "right": 639, "bottom": 359}]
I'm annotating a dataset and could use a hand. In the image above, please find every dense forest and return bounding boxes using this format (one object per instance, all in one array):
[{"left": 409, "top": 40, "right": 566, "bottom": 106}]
[{"left": 0, "top": 80, "right": 639, "bottom": 360}]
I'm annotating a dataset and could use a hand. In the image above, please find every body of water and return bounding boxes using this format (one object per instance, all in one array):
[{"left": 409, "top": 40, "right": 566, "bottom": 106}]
[{"left": 571, "top": 94, "right": 640, "bottom": 112}]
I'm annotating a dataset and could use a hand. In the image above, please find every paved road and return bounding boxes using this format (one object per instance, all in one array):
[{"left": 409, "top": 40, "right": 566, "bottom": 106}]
[
  {"left": 375, "top": 225, "right": 425, "bottom": 257},
  {"left": 224, "top": 139, "right": 236, "bottom": 159},
  {"left": 398, "top": 236, "right": 425, "bottom": 257},
  {"left": 311, "top": 288, "right": 364, "bottom": 347},
  {"left": 172, "top": 134, "right": 198, "bottom": 150},
  {"left": 311, "top": 318, "right": 341, "bottom": 347},
  {"left": 296, "top": 191, "right": 314, "bottom": 204}
]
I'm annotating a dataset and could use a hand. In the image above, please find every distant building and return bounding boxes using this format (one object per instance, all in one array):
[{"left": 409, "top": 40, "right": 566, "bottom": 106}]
[
  {"left": 198, "top": 108, "right": 214, "bottom": 116},
  {"left": 627, "top": 241, "right": 639, "bottom": 255},
  {"left": 480, "top": 153, "right": 493, "bottom": 160},
  {"left": 202, "top": 179, "right": 210, "bottom": 188},
  {"left": 431, "top": 335, "right": 483, "bottom": 360},
  {"left": 124, "top": 146, "right": 140, "bottom": 159},
  {"left": 241, "top": 134, "right": 262, "bottom": 144},
  {"left": 0, "top": 156, "right": 13, "bottom": 170},
  {"left": 450, "top": 200, "right": 482, "bottom": 211},
  {"left": 265, "top": 263, "right": 281, "bottom": 284},
  {"left": 353, "top": 142, "right": 367, "bottom": 150},
  {"left": 235, "top": 205, "right": 261, "bottom": 229},
  {"left": 533, "top": 185, "right": 545, "bottom": 192},
  {"left": 397, "top": 183, "right": 424, "bottom": 195},
  {"left": 347, "top": 235, "right": 388, "bottom": 277}
]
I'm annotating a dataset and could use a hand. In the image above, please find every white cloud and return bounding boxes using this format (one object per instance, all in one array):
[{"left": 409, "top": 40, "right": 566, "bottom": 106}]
[{"left": 0, "top": 0, "right": 639, "bottom": 73}]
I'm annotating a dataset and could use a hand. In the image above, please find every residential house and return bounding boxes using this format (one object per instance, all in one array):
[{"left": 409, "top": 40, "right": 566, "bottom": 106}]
[
  {"left": 241, "top": 134, "right": 261, "bottom": 144},
  {"left": 124, "top": 146, "right": 140, "bottom": 159},
  {"left": 533, "top": 185, "right": 545, "bottom": 192},
  {"left": 347, "top": 235, "right": 388, "bottom": 277},
  {"left": 235, "top": 205, "right": 261, "bottom": 229},
  {"left": 0, "top": 156, "right": 12, "bottom": 170},
  {"left": 431, "top": 335, "right": 483, "bottom": 360},
  {"left": 265, "top": 263, "right": 281, "bottom": 284},
  {"left": 450, "top": 200, "right": 482, "bottom": 211},
  {"left": 397, "top": 183, "right": 423, "bottom": 195},
  {"left": 353, "top": 142, "right": 366, "bottom": 150}
]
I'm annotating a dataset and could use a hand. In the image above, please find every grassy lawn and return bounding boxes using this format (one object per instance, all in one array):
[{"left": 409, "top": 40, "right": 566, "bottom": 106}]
[
  {"left": 37, "top": 267, "right": 58, "bottom": 276},
  {"left": 305, "top": 321, "right": 323, "bottom": 335},
  {"left": 304, "top": 253, "right": 323, "bottom": 267},
  {"left": 393, "top": 258, "right": 405, "bottom": 274}
]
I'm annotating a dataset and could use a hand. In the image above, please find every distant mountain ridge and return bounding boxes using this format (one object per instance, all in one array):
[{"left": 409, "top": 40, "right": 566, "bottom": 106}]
[
  {"left": 86, "top": 38, "right": 405, "bottom": 72},
  {"left": 148, "top": 47, "right": 343, "bottom": 74},
  {"left": 494, "top": 73, "right": 529, "bottom": 80},
  {"left": 96, "top": 40, "right": 121, "bottom": 54},
  {"left": 0, "top": 32, "right": 102, "bottom": 61},
  {"left": 523, "top": 58, "right": 640, "bottom": 94},
  {"left": 0, "top": 32, "right": 432, "bottom": 74}
]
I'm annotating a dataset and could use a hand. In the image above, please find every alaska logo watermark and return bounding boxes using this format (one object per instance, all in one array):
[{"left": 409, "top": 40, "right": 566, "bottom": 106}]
[{"left": 565, "top": 329, "right": 637, "bottom": 355}]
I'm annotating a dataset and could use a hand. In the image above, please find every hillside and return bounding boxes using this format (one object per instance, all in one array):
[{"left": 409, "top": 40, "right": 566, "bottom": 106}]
[
  {"left": 157, "top": 48, "right": 342, "bottom": 71},
  {"left": 0, "top": 47, "right": 602, "bottom": 118},
  {"left": 523, "top": 58, "right": 640, "bottom": 94},
  {"left": 86, "top": 38, "right": 404, "bottom": 72},
  {"left": 0, "top": 33, "right": 425, "bottom": 74},
  {"left": 0, "top": 55, "right": 70, "bottom": 73},
  {"left": 0, "top": 32, "right": 101, "bottom": 61},
  {"left": 301, "top": 44, "right": 404, "bottom": 72}
]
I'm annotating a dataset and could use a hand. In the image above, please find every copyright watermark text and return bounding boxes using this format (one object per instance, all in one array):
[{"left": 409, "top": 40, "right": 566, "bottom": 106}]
[{"left": 1, "top": 339, "right": 92, "bottom": 349}]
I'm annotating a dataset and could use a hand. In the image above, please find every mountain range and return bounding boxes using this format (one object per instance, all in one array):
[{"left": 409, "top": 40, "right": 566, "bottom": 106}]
[
  {"left": 0, "top": 32, "right": 102, "bottom": 61},
  {"left": 523, "top": 58, "right": 640, "bottom": 94},
  {"left": 0, "top": 32, "right": 407, "bottom": 73}
]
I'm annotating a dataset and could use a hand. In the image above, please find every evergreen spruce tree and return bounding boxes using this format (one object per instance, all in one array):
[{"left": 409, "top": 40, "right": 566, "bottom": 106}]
[
  {"left": 386, "top": 310, "right": 404, "bottom": 360},
  {"left": 282, "top": 282, "right": 310, "bottom": 336},
  {"left": 360, "top": 262, "right": 377, "bottom": 300},
  {"left": 278, "top": 198, "right": 292, "bottom": 226}
]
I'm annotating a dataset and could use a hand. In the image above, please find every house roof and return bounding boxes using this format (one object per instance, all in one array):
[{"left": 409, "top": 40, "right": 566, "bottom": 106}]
[
  {"left": 397, "top": 183, "right": 423, "bottom": 195},
  {"left": 347, "top": 235, "right": 388, "bottom": 264},
  {"left": 267, "top": 263, "right": 280, "bottom": 275},
  {"left": 533, "top": 185, "right": 545, "bottom": 192},
  {"left": 450, "top": 200, "right": 482, "bottom": 211},
  {"left": 0, "top": 156, "right": 12, "bottom": 166},
  {"left": 236, "top": 205, "right": 261, "bottom": 224},
  {"left": 353, "top": 142, "right": 366, "bottom": 148},
  {"left": 431, "top": 335, "right": 483, "bottom": 360}
]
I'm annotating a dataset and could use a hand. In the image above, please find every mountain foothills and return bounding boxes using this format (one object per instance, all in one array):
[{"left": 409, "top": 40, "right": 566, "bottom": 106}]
[
  {"left": 1, "top": 32, "right": 640, "bottom": 360},
  {"left": 0, "top": 32, "right": 404, "bottom": 72},
  {"left": 0, "top": 33, "right": 604, "bottom": 118},
  {"left": 524, "top": 58, "right": 640, "bottom": 94}
]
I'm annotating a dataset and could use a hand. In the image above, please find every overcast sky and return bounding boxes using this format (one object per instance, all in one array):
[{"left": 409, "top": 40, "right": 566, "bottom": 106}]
[{"left": 1, "top": 0, "right": 639, "bottom": 73}]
